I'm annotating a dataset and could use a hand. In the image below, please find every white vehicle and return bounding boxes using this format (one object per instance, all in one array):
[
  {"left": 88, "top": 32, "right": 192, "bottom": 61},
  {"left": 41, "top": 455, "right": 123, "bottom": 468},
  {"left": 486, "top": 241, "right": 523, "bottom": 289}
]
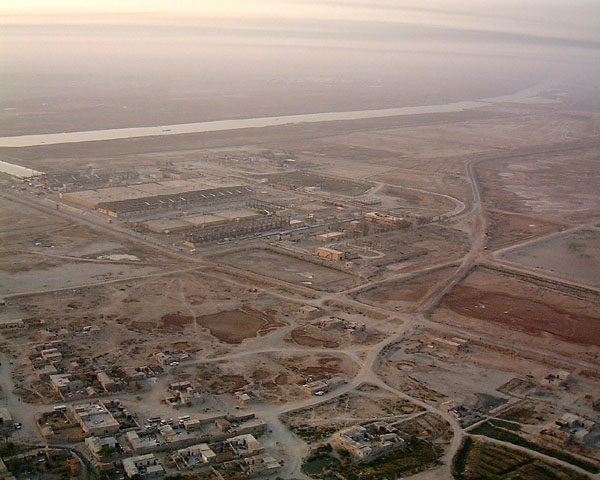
[
  {"left": 169, "top": 361, "right": 180, "bottom": 366},
  {"left": 177, "top": 415, "right": 190, "bottom": 424},
  {"left": 314, "top": 390, "right": 325, "bottom": 396}
]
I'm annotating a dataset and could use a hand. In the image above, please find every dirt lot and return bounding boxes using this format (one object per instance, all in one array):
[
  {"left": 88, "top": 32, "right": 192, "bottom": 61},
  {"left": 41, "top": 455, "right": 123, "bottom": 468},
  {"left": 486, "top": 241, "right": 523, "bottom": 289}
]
[
  {"left": 197, "top": 308, "right": 283, "bottom": 344},
  {"left": 193, "top": 352, "right": 359, "bottom": 403},
  {"left": 378, "top": 184, "right": 457, "bottom": 217},
  {"left": 286, "top": 318, "right": 388, "bottom": 349},
  {"left": 0, "top": 195, "right": 172, "bottom": 295},
  {"left": 486, "top": 209, "right": 566, "bottom": 249},
  {"left": 439, "top": 267, "right": 600, "bottom": 346},
  {"left": 355, "top": 266, "right": 458, "bottom": 311},
  {"left": 477, "top": 145, "right": 600, "bottom": 221},
  {"left": 264, "top": 171, "right": 371, "bottom": 196},
  {"left": 216, "top": 247, "right": 359, "bottom": 291},
  {"left": 281, "top": 385, "right": 424, "bottom": 443},
  {"left": 343, "top": 224, "right": 468, "bottom": 279},
  {"left": 499, "top": 229, "right": 600, "bottom": 288}
]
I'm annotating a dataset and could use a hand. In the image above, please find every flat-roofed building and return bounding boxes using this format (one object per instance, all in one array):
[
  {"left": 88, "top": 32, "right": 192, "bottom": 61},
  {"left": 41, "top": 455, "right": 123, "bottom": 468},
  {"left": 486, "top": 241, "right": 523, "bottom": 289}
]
[
  {"left": 315, "top": 247, "right": 345, "bottom": 261},
  {"left": 96, "top": 371, "right": 117, "bottom": 392},
  {"left": 316, "top": 231, "right": 346, "bottom": 242},
  {"left": 41, "top": 348, "right": 62, "bottom": 363},
  {"left": 71, "top": 400, "right": 120, "bottom": 436},
  {"left": 125, "top": 431, "right": 160, "bottom": 453},
  {"left": 145, "top": 218, "right": 192, "bottom": 234},
  {"left": 35, "top": 363, "right": 58, "bottom": 380},
  {"left": 227, "top": 434, "right": 264, "bottom": 458},
  {"left": 364, "top": 211, "right": 406, "bottom": 226},
  {"left": 95, "top": 185, "right": 255, "bottom": 218},
  {"left": 0, "top": 318, "right": 25, "bottom": 330},
  {"left": 183, "top": 214, "right": 226, "bottom": 227},
  {"left": 50, "top": 374, "right": 84, "bottom": 400},
  {"left": 176, "top": 443, "right": 217, "bottom": 468},
  {"left": 122, "top": 454, "right": 164, "bottom": 479},
  {"left": 212, "top": 207, "right": 260, "bottom": 221},
  {"left": 85, "top": 436, "right": 120, "bottom": 460},
  {"left": 332, "top": 422, "right": 405, "bottom": 461}
]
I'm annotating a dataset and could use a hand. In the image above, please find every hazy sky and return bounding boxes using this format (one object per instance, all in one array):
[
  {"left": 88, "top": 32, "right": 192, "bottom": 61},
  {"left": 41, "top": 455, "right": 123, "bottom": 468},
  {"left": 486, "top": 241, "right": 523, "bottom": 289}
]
[
  {"left": 2, "top": 0, "right": 599, "bottom": 134},
  {"left": 2, "top": 0, "right": 600, "bottom": 42}
]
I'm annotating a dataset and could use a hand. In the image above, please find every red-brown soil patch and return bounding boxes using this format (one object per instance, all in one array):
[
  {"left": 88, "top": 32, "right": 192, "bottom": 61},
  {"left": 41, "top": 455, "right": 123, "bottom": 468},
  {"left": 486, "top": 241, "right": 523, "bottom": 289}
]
[
  {"left": 445, "top": 285, "right": 600, "bottom": 346},
  {"left": 251, "top": 369, "right": 271, "bottom": 381},
  {"left": 129, "top": 321, "right": 155, "bottom": 331},
  {"left": 159, "top": 312, "right": 194, "bottom": 332},
  {"left": 197, "top": 308, "right": 270, "bottom": 344},
  {"left": 290, "top": 327, "right": 339, "bottom": 348},
  {"left": 220, "top": 375, "right": 248, "bottom": 390}
]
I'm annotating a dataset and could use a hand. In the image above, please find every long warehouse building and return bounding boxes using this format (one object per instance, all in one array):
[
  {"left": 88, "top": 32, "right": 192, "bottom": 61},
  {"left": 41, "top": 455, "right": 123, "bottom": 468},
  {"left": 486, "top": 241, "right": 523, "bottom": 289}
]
[{"left": 95, "top": 186, "right": 255, "bottom": 217}]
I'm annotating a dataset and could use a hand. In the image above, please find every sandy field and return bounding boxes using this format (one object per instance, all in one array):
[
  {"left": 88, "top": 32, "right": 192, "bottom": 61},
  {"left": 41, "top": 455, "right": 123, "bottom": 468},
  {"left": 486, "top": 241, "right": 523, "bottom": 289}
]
[
  {"left": 216, "top": 248, "right": 360, "bottom": 291},
  {"left": 499, "top": 229, "right": 600, "bottom": 288}
]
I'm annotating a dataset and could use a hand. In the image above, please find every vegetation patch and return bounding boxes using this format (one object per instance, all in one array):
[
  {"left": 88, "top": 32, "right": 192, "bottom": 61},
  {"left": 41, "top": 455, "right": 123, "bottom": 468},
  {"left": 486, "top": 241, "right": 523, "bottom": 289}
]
[
  {"left": 453, "top": 436, "right": 589, "bottom": 480},
  {"left": 471, "top": 421, "right": 599, "bottom": 473},
  {"left": 303, "top": 439, "right": 442, "bottom": 479}
]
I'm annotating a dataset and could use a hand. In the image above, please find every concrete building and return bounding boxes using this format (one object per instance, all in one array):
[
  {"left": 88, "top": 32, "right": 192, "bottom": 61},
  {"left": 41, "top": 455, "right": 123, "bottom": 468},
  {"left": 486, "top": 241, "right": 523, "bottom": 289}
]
[
  {"left": 71, "top": 400, "right": 120, "bottom": 436},
  {"left": 41, "top": 348, "right": 62, "bottom": 363},
  {"left": 122, "top": 454, "right": 164, "bottom": 479},
  {"left": 220, "top": 454, "right": 281, "bottom": 478},
  {"left": 314, "top": 247, "right": 345, "bottom": 261},
  {"left": 85, "top": 436, "right": 120, "bottom": 460},
  {"left": 166, "top": 381, "right": 202, "bottom": 408},
  {"left": 0, "top": 318, "right": 25, "bottom": 330},
  {"left": 316, "top": 231, "right": 346, "bottom": 242},
  {"left": 234, "top": 391, "right": 256, "bottom": 406},
  {"left": 227, "top": 434, "right": 264, "bottom": 458},
  {"left": 125, "top": 431, "right": 161, "bottom": 453},
  {"left": 175, "top": 443, "right": 217, "bottom": 468},
  {"left": 145, "top": 218, "right": 192, "bottom": 234},
  {"left": 50, "top": 374, "right": 84, "bottom": 400},
  {"left": 298, "top": 305, "right": 320, "bottom": 318},
  {"left": 332, "top": 422, "right": 406, "bottom": 461},
  {"left": 34, "top": 363, "right": 58, "bottom": 380},
  {"left": 96, "top": 371, "right": 117, "bottom": 392},
  {"left": 95, "top": 185, "right": 255, "bottom": 218},
  {"left": 364, "top": 211, "right": 406, "bottom": 227}
]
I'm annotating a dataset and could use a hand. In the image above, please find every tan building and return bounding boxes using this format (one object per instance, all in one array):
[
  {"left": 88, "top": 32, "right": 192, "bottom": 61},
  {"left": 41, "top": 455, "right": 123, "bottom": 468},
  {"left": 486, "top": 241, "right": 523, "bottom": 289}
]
[
  {"left": 332, "top": 422, "right": 405, "bottom": 461},
  {"left": 96, "top": 371, "right": 117, "bottom": 392},
  {"left": 71, "top": 400, "right": 120, "bottom": 436},
  {"left": 122, "top": 454, "right": 164, "bottom": 479},
  {"left": 176, "top": 443, "right": 217, "bottom": 468},
  {"left": 315, "top": 247, "right": 345, "bottom": 261},
  {"left": 364, "top": 211, "right": 405, "bottom": 226},
  {"left": 41, "top": 348, "right": 62, "bottom": 363},
  {"left": 50, "top": 374, "right": 84, "bottom": 400},
  {"left": 316, "top": 231, "right": 346, "bottom": 242}
]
